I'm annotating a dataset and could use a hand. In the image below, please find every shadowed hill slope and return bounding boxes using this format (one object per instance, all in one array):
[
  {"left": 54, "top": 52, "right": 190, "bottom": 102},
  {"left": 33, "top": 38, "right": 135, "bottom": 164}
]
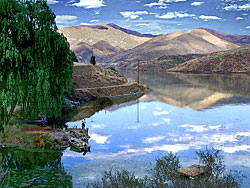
[
  {"left": 93, "top": 40, "right": 121, "bottom": 54},
  {"left": 73, "top": 42, "right": 104, "bottom": 63},
  {"left": 202, "top": 28, "right": 250, "bottom": 46},
  {"left": 171, "top": 45, "right": 250, "bottom": 73}
]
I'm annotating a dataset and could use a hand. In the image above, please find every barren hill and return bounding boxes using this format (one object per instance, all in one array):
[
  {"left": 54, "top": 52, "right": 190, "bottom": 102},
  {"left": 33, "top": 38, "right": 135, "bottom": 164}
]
[
  {"left": 107, "top": 23, "right": 157, "bottom": 38},
  {"left": 118, "top": 54, "right": 205, "bottom": 70},
  {"left": 170, "top": 45, "right": 250, "bottom": 73},
  {"left": 59, "top": 24, "right": 151, "bottom": 51},
  {"left": 73, "top": 40, "right": 122, "bottom": 63},
  {"left": 93, "top": 40, "right": 121, "bottom": 54},
  {"left": 100, "top": 28, "right": 240, "bottom": 67},
  {"left": 72, "top": 65, "right": 148, "bottom": 98},
  {"left": 73, "top": 42, "right": 104, "bottom": 63},
  {"left": 201, "top": 28, "right": 250, "bottom": 46}
]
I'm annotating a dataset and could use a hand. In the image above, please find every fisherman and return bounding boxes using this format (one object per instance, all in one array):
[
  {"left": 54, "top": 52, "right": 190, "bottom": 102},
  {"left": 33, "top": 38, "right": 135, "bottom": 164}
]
[{"left": 82, "top": 119, "right": 86, "bottom": 129}]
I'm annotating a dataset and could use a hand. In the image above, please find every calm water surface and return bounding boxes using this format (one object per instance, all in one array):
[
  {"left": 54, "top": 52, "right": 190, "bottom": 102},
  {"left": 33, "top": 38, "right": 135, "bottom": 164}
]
[
  {"left": 1, "top": 72, "right": 250, "bottom": 187},
  {"left": 64, "top": 72, "right": 250, "bottom": 187}
]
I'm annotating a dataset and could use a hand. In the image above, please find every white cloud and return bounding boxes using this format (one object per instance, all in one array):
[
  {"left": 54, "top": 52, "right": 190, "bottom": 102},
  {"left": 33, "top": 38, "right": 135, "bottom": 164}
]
[
  {"left": 120, "top": 11, "right": 149, "bottom": 19},
  {"left": 199, "top": 15, "right": 222, "bottom": 21},
  {"left": 223, "top": 4, "right": 238, "bottom": 11},
  {"left": 47, "top": 0, "right": 60, "bottom": 4},
  {"left": 246, "top": 26, "right": 250, "bottom": 29},
  {"left": 191, "top": 1, "right": 204, "bottom": 6},
  {"left": 90, "top": 123, "right": 104, "bottom": 129},
  {"left": 56, "top": 15, "right": 78, "bottom": 27},
  {"left": 166, "top": 0, "right": 187, "bottom": 3},
  {"left": 153, "top": 110, "right": 169, "bottom": 116},
  {"left": 136, "top": 23, "right": 163, "bottom": 30},
  {"left": 72, "top": 0, "right": 106, "bottom": 8},
  {"left": 142, "top": 136, "right": 166, "bottom": 144},
  {"left": 163, "top": 118, "right": 171, "bottom": 124},
  {"left": 223, "top": 3, "right": 250, "bottom": 11},
  {"left": 235, "top": 16, "right": 244, "bottom": 20},
  {"left": 215, "top": 145, "right": 250, "bottom": 153},
  {"left": 80, "top": 22, "right": 91, "bottom": 25},
  {"left": 239, "top": 3, "right": 250, "bottom": 10},
  {"left": 156, "top": 11, "right": 196, "bottom": 19},
  {"left": 145, "top": 2, "right": 168, "bottom": 8},
  {"left": 90, "top": 19, "right": 100, "bottom": 23},
  {"left": 164, "top": 0, "right": 187, "bottom": 2},
  {"left": 208, "top": 125, "right": 226, "bottom": 131},
  {"left": 128, "top": 124, "right": 143, "bottom": 130},
  {"left": 180, "top": 124, "right": 226, "bottom": 133},
  {"left": 158, "top": 5, "right": 169, "bottom": 9},
  {"left": 151, "top": 122, "right": 165, "bottom": 126},
  {"left": 180, "top": 124, "right": 208, "bottom": 132},
  {"left": 95, "top": 11, "right": 100, "bottom": 15},
  {"left": 145, "top": 144, "right": 190, "bottom": 153},
  {"left": 145, "top": 0, "right": 186, "bottom": 7},
  {"left": 90, "top": 133, "right": 110, "bottom": 144},
  {"left": 67, "top": 0, "right": 77, "bottom": 3},
  {"left": 209, "top": 134, "right": 238, "bottom": 143}
]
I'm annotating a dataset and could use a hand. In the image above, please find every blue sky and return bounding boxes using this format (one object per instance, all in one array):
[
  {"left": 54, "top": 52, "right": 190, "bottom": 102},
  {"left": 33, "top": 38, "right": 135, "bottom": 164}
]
[{"left": 48, "top": 0, "right": 250, "bottom": 35}]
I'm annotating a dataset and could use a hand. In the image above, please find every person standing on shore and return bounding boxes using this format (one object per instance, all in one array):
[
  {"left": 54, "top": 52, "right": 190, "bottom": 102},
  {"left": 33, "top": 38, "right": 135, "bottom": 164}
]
[{"left": 82, "top": 119, "right": 86, "bottom": 129}]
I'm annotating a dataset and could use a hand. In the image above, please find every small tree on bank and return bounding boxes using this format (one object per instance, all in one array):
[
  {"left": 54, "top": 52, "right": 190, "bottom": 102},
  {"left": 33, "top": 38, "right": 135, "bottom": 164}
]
[{"left": 0, "top": 0, "right": 77, "bottom": 128}]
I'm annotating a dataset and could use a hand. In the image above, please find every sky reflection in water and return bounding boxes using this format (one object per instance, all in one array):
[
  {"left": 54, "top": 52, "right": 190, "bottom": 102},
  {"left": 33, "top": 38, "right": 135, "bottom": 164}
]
[{"left": 64, "top": 72, "right": 250, "bottom": 187}]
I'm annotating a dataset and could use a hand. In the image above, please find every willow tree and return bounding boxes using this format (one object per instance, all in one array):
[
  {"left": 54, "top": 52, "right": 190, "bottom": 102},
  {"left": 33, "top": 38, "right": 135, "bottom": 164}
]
[{"left": 0, "top": 0, "right": 77, "bottom": 128}]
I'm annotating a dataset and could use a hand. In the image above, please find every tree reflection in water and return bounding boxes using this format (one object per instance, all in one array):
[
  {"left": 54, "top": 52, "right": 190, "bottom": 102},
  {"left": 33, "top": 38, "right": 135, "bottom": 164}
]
[{"left": 0, "top": 147, "right": 72, "bottom": 187}]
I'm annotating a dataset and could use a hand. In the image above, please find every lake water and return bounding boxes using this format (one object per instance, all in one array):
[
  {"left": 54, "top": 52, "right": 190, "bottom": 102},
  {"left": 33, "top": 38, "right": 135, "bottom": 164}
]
[{"left": 1, "top": 72, "right": 250, "bottom": 187}]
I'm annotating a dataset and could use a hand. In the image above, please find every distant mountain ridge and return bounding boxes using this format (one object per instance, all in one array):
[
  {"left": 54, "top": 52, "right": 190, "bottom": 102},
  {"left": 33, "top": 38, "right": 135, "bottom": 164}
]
[
  {"left": 107, "top": 23, "right": 157, "bottom": 38},
  {"left": 73, "top": 40, "right": 123, "bottom": 63},
  {"left": 201, "top": 28, "right": 250, "bottom": 46},
  {"left": 59, "top": 24, "right": 152, "bottom": 51},
  {"left": 100, "top": 28, "right": 240, "bottom": 67},
  {"left": 59, "top": 24, "right": 250, "bottom": 66}
]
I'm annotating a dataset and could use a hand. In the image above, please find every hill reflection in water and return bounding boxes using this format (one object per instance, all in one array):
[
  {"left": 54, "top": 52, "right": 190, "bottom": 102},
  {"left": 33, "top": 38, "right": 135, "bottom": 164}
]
[{"left": 120, "top": 71, "right": 250, "bottom": 110}]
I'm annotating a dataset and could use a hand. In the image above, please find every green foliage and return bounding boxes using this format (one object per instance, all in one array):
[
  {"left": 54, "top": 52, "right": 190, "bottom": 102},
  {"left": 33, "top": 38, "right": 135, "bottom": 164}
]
[
  {"left": 0, "top": 125, "right": 34, "bottom": 147},
  {"left": 0, "top": 0, "right": 77, "bottom": 127},
  {"left": 0, "top": 147, "right": 72, "bottom": 187},
  {"left": 87, "top": 169, "right": 146, "bottom": 188},
  {"left": 148, "top": 152, "right": 182, "bottom": 188},
  {"left": 194, "top": 148, "right": 245, "bottom": 188},
  {"left": 88, "top": 149, "right": 245, "bottom": 188}
]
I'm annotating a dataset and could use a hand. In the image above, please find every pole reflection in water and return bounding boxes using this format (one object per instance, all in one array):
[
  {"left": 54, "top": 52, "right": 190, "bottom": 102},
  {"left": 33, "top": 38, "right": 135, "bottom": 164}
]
[{"left": 137, "top": 99, "right": 140, "bottom": 122}]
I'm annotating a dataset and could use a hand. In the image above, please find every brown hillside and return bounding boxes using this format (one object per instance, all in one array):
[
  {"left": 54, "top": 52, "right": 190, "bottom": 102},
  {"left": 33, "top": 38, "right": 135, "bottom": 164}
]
[
  {"left": 73, "top": 42, "right": 104, "bottom": 63},
  {"left": 100, "top": 28, "right": 240, "bottom": 67},
  {"left": 59, "top": 24, "right": 151, "bottom": 51},
  {"left": 72, "top": 65, "right": 127, "bottom": 89},
  {"left": 170, "top": 45, "right": 250, "bottom": 73},
  {"left": 72, "top": 65, "right": 148, "bottom": 98},
  {"left": 201, "top": 28, "right": 250, "bottom": 46},
  {"left": 93, "top": 40, "right": 121, "bottom": 54},
  {"left": 118, "top": 54, "right": 205, "bottom": 70}
]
